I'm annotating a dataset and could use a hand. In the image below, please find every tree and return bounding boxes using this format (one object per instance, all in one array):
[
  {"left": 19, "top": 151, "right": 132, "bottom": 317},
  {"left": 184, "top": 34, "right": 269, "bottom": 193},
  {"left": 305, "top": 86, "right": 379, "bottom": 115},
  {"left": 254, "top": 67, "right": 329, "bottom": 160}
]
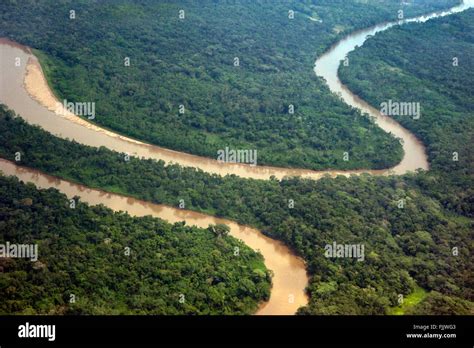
[{"left": 208, "top": 224, "right": 230, "bottom": 238}]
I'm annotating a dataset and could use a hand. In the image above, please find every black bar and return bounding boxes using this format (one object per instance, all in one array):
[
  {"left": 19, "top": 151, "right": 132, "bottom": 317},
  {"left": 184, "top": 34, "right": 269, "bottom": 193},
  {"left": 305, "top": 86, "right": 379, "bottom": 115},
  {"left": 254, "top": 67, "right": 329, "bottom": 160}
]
[{"left": 0, "top": 315, "right": 472, "bottom": 347}]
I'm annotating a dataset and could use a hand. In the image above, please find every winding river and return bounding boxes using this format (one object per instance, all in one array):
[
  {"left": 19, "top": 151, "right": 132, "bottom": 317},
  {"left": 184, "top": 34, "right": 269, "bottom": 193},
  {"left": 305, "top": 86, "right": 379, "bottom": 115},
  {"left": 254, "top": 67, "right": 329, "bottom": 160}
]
[{"left": 0, "top": 0, "right": 472, "bottom": 315}]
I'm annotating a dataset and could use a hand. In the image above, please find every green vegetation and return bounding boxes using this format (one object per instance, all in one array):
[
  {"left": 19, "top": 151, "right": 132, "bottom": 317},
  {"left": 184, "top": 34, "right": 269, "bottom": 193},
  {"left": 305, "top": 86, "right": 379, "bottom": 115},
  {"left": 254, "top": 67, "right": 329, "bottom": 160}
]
[
  {"left": 0, "top": 1, "right": 471, "bottom": 315},
  {"left": 1, "top": 0, "right": 457, "bottom": 170},
  {"left": 1, "top": 104, "right": 471, "bottom": 314},
  {"left": 403, "top": 291, "right": 473, "bottom": 315},
  {"left": 337, "top": 9, "right": 474, "bottom": 313},
  {"left": 387, "top": 286, "right": 427, "bottom": 315},
  {"left": 339, "top": 9, "right": 474, "bottom": 218},
  {"left": 0, "top": 174, "right": 271, "bottom": 315}
]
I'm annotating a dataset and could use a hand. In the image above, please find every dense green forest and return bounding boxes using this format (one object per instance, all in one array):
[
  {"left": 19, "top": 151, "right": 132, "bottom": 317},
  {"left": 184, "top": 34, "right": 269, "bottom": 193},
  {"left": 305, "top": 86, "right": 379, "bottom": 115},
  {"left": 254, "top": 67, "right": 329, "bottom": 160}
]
[
  {"left": 336, "top": 10, "right": 474, "bottom": 313},
  {"left": 339, "top": 9, "right": 474, "bottom": 218},
  {"left": 1, "top": 0, "right": 458, "bottom": 170},
  {"left": 0, "top": 1, "right": 472, "bottom": 316},
  {"left": 1, "top": 104, "right": 471, "bottom": 315},
  {"left": 0, "top": 174, "right": 271, "bottom": 315}
]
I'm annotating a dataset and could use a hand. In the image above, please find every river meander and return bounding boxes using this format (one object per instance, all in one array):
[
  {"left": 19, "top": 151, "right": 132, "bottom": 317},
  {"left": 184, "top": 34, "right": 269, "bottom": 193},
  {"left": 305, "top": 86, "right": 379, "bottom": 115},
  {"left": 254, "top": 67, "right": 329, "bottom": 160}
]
[{"left": 0, "top": 0, "right": 471, "bottom": 314}]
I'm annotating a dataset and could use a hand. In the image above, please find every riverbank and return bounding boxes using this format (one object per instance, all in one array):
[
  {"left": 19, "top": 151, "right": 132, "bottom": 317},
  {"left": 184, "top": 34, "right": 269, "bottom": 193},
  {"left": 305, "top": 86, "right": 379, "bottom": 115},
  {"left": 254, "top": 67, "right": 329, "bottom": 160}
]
[{"left": 0, "top": 0, "right": 471, "bottom": 315}]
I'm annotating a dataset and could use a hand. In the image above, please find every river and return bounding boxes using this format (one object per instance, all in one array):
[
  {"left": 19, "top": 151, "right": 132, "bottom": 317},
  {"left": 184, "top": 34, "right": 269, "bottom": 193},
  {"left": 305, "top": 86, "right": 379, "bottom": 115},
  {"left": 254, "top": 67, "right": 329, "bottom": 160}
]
[
  {"left": 0, "top": 0, "right": 471, "bottom": 315},
  {"left": 0, "top": 158, "right": 308, "bottom": 315}
]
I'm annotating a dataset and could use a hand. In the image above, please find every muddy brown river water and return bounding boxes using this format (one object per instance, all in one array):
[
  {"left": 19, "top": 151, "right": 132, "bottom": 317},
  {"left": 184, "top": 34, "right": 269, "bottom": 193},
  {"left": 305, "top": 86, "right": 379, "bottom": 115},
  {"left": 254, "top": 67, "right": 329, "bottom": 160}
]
[{"left": 0, "top": 0, "right": 471, "bottom": 314}]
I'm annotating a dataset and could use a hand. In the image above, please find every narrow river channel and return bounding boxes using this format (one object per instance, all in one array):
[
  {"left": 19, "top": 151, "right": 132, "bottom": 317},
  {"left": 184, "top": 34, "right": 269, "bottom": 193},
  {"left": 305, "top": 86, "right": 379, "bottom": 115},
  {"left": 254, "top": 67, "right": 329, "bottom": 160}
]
[{"left": 0, "top": 0, "right": 471, "bottom": 314}]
